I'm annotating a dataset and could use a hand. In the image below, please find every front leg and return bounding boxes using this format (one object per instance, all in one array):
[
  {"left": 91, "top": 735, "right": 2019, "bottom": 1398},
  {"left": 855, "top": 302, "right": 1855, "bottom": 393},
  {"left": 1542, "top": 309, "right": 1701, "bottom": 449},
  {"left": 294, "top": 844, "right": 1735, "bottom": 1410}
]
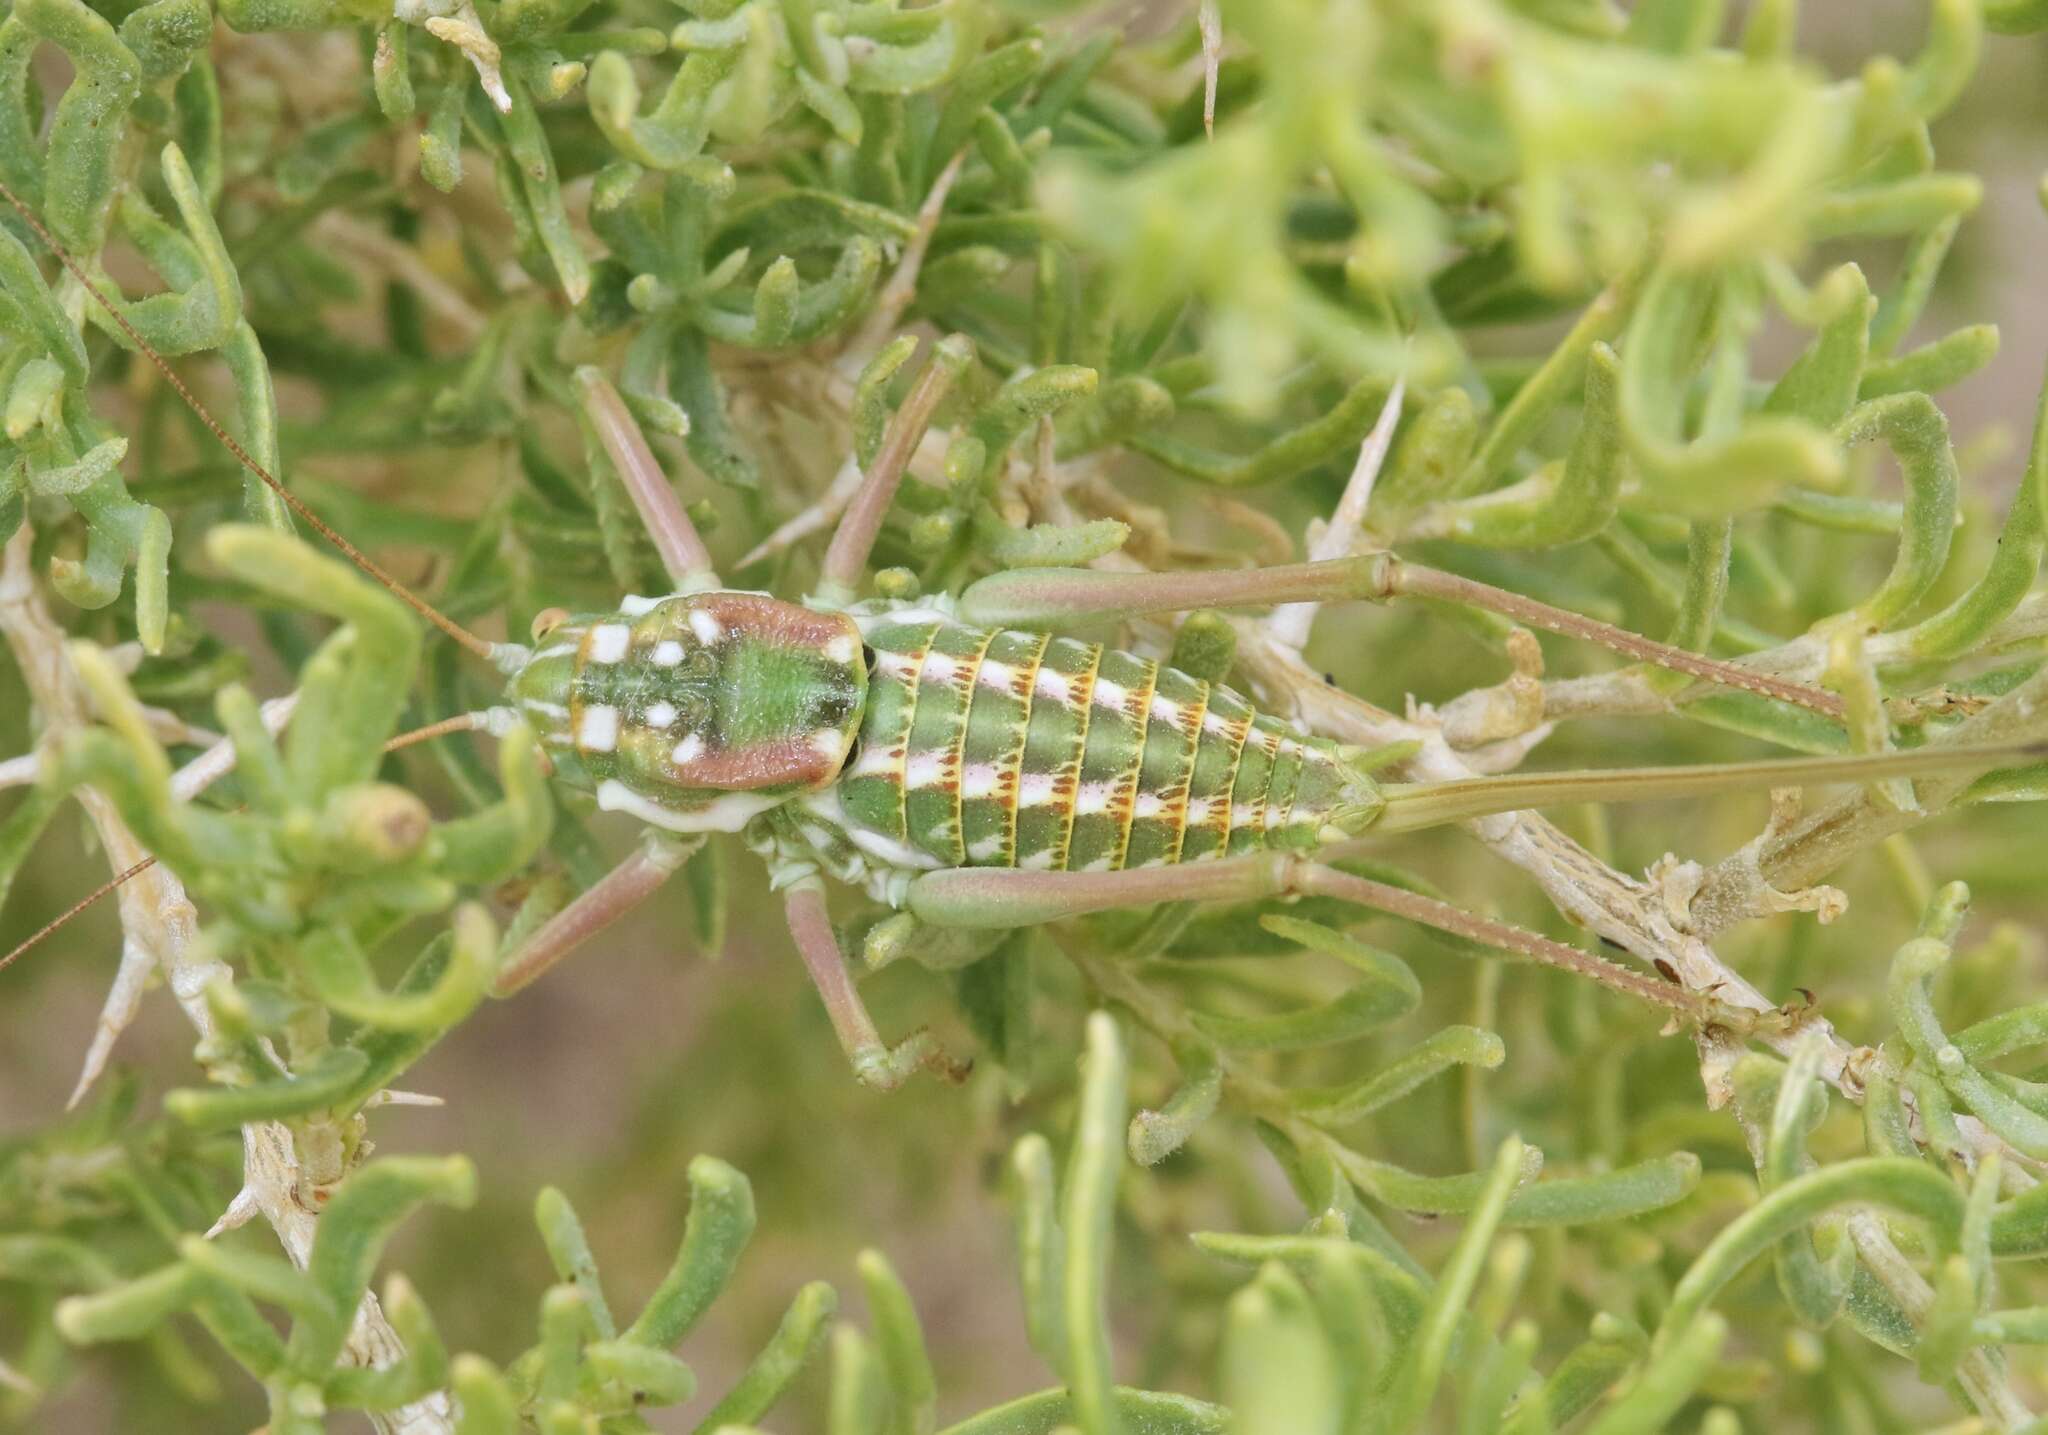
[
  {"left": 493, "top": 831, "right": 701, "bottom": 995},
  {"left": 783, "top": 879, "right": 967, "bottom": 1091}
]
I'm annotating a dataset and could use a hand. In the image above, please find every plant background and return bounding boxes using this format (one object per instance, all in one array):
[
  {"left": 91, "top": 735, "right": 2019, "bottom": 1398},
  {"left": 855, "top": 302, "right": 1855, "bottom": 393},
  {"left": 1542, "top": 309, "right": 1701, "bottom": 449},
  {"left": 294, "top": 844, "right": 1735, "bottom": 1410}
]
[{"left": 6, "top": 1, "right": 2048, "bottom": 1431}]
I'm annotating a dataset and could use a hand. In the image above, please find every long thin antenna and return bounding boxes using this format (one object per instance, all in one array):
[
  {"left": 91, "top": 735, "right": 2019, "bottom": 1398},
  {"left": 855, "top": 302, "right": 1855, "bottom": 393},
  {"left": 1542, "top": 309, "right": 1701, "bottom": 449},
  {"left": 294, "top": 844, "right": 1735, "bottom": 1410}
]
[
  {"left": 0, "top": 709, "right": 509, "bottom": 974},
  {"left": 0, "top": 858, "right": 153, "bottom": 977},
  {"left": 0, "top": 177, "right": 500, "bottom": 662}
]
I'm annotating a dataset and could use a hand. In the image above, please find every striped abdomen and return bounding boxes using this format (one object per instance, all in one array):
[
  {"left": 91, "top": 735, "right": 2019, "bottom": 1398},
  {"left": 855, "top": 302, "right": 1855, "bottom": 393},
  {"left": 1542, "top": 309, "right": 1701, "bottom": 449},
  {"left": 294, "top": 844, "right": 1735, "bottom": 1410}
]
[{"left": 829, "top": 614, "right": 1380, "bottom": 874}]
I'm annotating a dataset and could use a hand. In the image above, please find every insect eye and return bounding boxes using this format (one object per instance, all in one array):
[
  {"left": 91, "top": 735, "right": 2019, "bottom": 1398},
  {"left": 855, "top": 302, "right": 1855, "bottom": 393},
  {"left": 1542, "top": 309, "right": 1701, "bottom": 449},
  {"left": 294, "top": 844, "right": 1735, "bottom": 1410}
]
[{"left": 530, "top": 607, "right": 569, "bottom": 641}]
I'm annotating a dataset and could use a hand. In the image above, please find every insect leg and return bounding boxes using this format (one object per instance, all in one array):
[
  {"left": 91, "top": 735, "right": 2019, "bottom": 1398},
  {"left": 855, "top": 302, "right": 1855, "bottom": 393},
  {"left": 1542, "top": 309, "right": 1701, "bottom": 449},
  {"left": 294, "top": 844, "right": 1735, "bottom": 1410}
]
[
  {"left": 905, "top": 857, "right": 1711, "bottom": 1017},
  {"left": 812, "top": 335, "right": 975, "bottom": 605},
  {"left": 783, "top": 878, "right": 966, "bottom": 1090},
  {"left": 955, "top": 555, "right": 1845, "bottom": 718},
  {"left": 492, "top": 832, "right": 701, "bottom": 995},
  {"left": 575, "top": 368, "right": 720, "bottom": 591}
]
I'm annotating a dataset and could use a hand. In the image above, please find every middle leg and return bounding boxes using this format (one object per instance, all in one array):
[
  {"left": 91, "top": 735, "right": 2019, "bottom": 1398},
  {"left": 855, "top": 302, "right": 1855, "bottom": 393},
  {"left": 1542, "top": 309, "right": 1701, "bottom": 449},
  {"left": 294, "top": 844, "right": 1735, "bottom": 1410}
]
[
  {"left": 493, "top": 831, "right": 702, "bottom": 995},
  {"left": 784, "top": 879, "right": 969, "bottom": 1090}
]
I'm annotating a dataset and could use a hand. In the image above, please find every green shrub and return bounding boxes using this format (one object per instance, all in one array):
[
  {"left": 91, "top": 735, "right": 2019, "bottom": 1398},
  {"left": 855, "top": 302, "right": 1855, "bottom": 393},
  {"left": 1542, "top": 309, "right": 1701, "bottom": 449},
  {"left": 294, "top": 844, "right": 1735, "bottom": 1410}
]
[{"left": 5, "top": 2, "right": 2048, "bottom": 1431}]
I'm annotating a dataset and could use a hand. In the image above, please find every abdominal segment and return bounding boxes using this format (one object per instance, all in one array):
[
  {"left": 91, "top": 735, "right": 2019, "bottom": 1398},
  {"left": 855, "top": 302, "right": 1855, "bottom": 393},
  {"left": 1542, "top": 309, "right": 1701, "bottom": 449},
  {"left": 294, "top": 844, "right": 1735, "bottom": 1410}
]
[{"left": 830, "top": 614, "right": 1368, "bottom": 876}]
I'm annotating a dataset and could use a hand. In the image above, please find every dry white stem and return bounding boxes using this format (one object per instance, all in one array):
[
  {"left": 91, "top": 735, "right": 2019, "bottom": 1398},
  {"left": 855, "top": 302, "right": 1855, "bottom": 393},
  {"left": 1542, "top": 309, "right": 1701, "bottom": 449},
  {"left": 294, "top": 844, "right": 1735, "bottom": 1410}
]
[
  {"left": 740, "top": 454, "right": 866, "bottom": 569},
  {"left": 423, "top": 1, "right": 509, "bottom": 113},
  {"left": 0, "top": 701, "right": 214, "bottom": 790},
  {"left": 1757, "top": 881, "right": 1849, "bottom": 924},
  {"left": 1198, "top": 2, "right": 1223, "bottom": 137},
  {"left": 205, "top": 1184, "right": 262, "bottom": 1240},
  {"left": 1, "top": 527, "right": 454, "bottom": 1435},
  {"left": 240, "top": 1125, "right": 459, "bottom": 1434},
  {"left": 176, "top": 695, "right": 298, "bottom": 801},
  {"left": 1202, "top": 494, "right": 1296, "bottom": 566},
  {"left": 1437, "top": 627, "right": 1547, "bottom": 750},
  {"left": 1067, "top": 475, "right": 1171, "bottom": 561},
  {"left": 141, "top": 706, "right": 222, "bottom": 750},
  {"left": 0, "top": 1355, "right": 38, "bottom": 1398},
  {"left": 1848, "top": 1212, "right": 2031, "bottom": 1428},
  {"left": 1695, "top": 788, "right": 1847, "bottom": 929},
  {"left": 842, "top": 149, "right": 969, "bottom": 372},
  {"left": 314, "top": 213, "right": 489, "bottom": 343},
  {"left": 68, "top": 936, "right": 156, "bottom": 1112},
  {"left": 1644, "top": 854, "right": 1707, "bottom": 932},
  {"left": 65, "top": 695, "right": 300, "bottom": 1109},
  {"left": 1266, "top": 376, "right": 1403, "bottom": 652},
  {"left": 1444, "top": 722, "right": 1559, "bottom": 776}
]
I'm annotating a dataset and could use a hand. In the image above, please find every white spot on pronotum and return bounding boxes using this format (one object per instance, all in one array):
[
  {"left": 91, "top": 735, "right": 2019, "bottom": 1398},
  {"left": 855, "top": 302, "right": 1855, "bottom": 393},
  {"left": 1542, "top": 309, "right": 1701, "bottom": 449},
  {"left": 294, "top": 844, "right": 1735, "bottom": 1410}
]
[
  {"left": 672, "top": 734, "right": 705, "bottom": 765},
  {"left": 825, "top": 635, "right": 858, "bottom": 664},
  {"left": 578, "top": 705, "right": 619, "bottom": 752},
  {"left": 588, "top": 625, "right": 630, "bottom": 663},
  {"left": 644, "top": 701, "right": 677, "bottom": 729},
  {"left": 812, "top": 730, "right": 845, "bottom": 758},
  {"left": 688, "top": 610, "right": 724, "bottom": 645},
  {"left": 652, "top": 640, "right": 685, "bottom": 667},
  {"left": 1018, "top": 774, "right": 1056, "bottom": 807},
  {"left": 619, "top": 594, "right": 663, "bottom": 616}
]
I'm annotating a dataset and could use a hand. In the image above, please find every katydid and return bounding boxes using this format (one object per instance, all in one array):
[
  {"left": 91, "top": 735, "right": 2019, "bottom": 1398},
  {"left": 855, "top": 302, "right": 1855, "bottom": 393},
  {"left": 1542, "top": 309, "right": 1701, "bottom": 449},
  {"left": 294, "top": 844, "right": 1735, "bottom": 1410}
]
[{"left": 3, "top": 178, "right": 2032, "bottom": 1090}]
